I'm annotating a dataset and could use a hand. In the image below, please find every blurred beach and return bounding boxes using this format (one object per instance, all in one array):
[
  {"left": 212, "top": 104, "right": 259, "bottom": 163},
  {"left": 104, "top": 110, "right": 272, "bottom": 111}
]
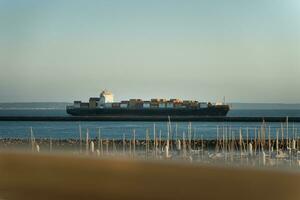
[{"left": 0, "top": 152, "right": 299, "bottom": 200}]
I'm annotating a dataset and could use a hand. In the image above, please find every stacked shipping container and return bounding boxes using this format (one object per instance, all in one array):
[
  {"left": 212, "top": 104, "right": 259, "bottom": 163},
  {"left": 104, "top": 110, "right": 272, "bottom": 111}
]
[{"left": 78, "top": 95, "right": 210, "bottom": 109}]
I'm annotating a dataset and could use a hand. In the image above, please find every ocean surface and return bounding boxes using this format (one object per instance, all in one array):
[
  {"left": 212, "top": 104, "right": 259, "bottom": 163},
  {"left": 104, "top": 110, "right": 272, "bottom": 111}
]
[{"left": 0, "top": 102, "right": 300, "bottom": 139}]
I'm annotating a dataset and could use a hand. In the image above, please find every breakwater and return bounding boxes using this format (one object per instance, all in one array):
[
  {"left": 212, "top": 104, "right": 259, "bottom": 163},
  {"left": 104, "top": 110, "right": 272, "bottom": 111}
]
[{"left": 0, "top": 116, "right": 300, "bottom": 122}]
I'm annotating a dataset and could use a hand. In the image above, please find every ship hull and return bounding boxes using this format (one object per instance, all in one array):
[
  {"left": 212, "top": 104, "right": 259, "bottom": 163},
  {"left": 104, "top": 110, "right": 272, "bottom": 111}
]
[{"left": 66, "top": 106, "right": 230, "bottom": 117}]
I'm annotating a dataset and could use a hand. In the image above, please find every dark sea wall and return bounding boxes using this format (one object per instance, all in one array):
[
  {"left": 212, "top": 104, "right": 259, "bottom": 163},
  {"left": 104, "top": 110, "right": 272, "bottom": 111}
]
[{"left": 0, "top": 116, "right": 299, "bottom": 122}]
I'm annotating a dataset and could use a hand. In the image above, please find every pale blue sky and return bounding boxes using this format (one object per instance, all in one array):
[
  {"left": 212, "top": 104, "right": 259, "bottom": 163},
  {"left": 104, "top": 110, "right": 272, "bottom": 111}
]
[{"left": 0, "top": 0, "right": 300, "bottom": 103}]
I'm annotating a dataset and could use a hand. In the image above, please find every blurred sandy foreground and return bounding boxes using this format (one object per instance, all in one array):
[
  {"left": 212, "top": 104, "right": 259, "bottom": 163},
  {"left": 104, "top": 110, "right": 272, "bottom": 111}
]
[{"left": 0, "top": 152, "right": 299, "bottom": 200}]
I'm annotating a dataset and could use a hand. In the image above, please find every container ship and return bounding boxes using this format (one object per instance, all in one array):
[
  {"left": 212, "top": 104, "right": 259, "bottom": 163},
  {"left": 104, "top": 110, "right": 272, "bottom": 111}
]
[
  {"left": 66, "top": 90, "right": 229, "bottom": 117},
  {"left": 66, "top": 90, "right": 230, "bottom": 117}
]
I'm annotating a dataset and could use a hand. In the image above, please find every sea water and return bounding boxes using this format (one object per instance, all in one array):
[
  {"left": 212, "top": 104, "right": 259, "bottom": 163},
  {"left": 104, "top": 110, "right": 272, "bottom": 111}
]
[{"left": 0, "top": 102, "right": 300, "bottom": 140}]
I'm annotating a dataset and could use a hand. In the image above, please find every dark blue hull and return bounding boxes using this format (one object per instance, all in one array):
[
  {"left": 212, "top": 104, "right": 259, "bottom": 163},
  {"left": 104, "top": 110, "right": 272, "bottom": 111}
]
[{"left": 66, "top": 106, "right": 230, "bottom": 117}]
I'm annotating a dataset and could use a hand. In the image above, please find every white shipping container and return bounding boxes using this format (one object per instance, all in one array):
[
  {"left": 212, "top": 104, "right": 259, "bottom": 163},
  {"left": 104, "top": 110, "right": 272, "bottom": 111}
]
[
  {"left": 166, "top": 103, "right": 173, "bottom": 108},
  {"left": 120, "top": 103, "right": 128, "bottom": 108},
  {"left": 143, "top": 103, "right": 150, "bottom": 108},
  {"left": 74, "top": 102, "right": 81, "bottom": 108},
  {"left": 105, "top": 103, "right": 113, "bottom": 108},
  {"left": 199, "top": 102, "right": 208, "bottom": 108},
  {"left": 159, "top": 103, "right": 166, "bottom": 108},
  {"left": 80, "top": 104, "right": 89, "bottom": 108}
]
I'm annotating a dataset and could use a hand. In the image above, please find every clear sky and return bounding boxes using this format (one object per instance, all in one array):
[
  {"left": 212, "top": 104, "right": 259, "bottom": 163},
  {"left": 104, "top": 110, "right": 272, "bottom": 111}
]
[{"left": 0, "top": 0, "right": 299, "bottom": 103}]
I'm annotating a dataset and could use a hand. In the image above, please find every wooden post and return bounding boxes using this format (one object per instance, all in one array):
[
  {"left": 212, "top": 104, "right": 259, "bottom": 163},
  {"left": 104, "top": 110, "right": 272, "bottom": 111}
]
[
  {"left": 133, "top": 129, "right": 136, "bottom": 158},
  {"left": 153, "top": 123, "right": 156, "bottom": 157},
  {"left": 86, "top": 129, "right": 89, "bottom": 155},
  {"left": 123, "top": 133, "right": 125, "bottom": 155},
  {"left": 98, "top": 128, "right": 101, "bottom": 151},
  {"left": 79, "top": 125, "right": 82, "bottom": 153},
  {"left": 49, "top": 137, "right": 52, "bottom": 152}
]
